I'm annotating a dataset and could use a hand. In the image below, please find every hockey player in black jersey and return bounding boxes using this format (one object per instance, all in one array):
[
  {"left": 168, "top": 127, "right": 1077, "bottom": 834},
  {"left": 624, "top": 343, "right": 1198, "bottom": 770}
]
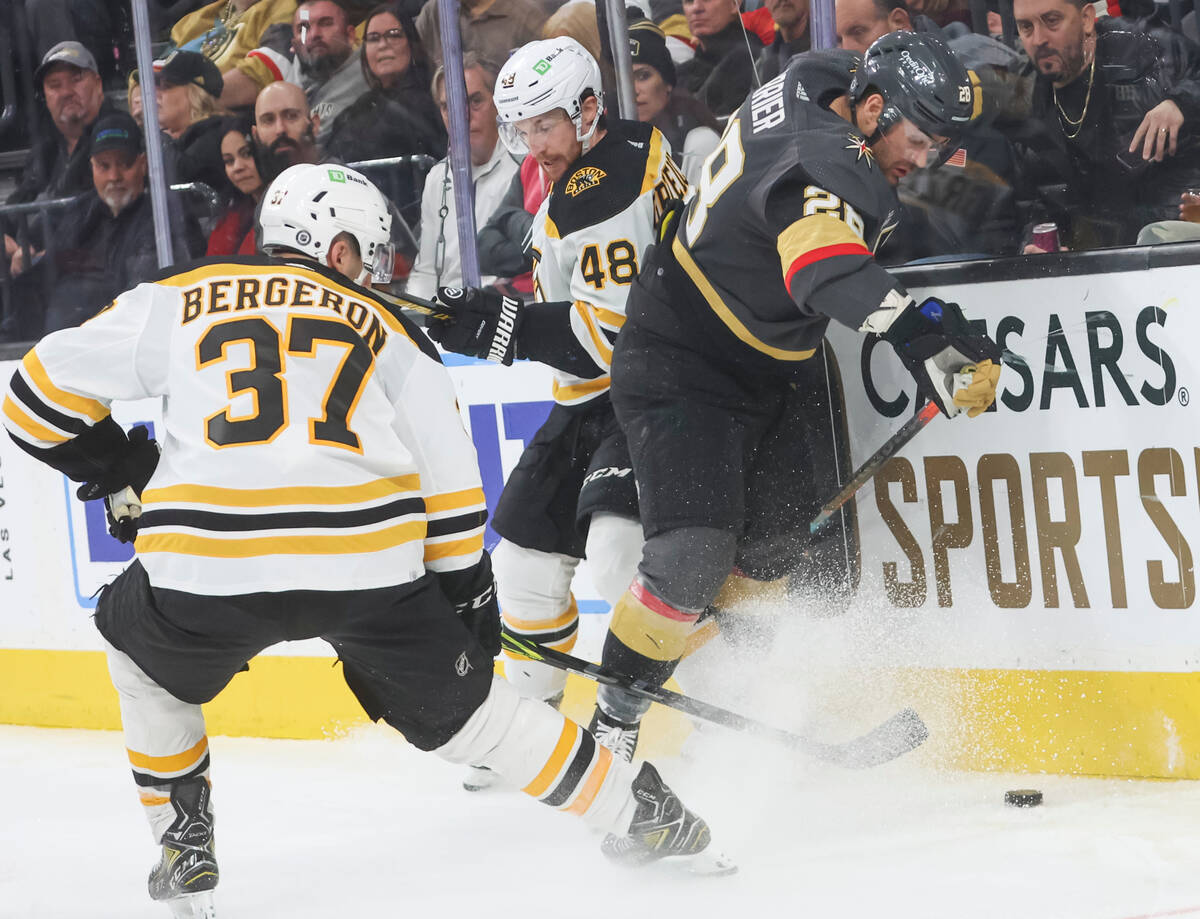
[
  {"left": 588, "top": 32, "right": 1005, "bottom": 755},
  {"left": 426, "top": 38, "right": 689, "bottom": 764},
  {"left": 2, "top": 164, "right": 730, "bottom": 917}
]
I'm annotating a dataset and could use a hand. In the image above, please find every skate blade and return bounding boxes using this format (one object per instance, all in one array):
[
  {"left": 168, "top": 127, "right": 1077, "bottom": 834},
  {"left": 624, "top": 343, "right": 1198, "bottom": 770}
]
[
  {"left": 462, "top": 765, "right": 506, "bottom": 793},
  {"left": 675, "top": 845, "right": 738, "bottom": 877},
  {"left": 165, "top": 891, "right": 216, "bottom": 919}
]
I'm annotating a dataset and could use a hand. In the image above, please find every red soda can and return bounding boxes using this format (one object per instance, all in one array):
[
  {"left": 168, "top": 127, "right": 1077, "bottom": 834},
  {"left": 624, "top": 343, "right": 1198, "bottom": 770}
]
[{"left": 1031, "top": 222, "right": 1059, "bottom": 252}]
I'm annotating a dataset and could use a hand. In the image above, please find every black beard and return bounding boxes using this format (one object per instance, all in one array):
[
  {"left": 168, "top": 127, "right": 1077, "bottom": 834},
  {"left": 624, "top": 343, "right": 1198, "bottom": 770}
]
[
  {"left": 298, "top": 48, "right": 349, "bottom": 82},
  {"left": 255, "top": 126, "right": 317, "bottom": 181}
]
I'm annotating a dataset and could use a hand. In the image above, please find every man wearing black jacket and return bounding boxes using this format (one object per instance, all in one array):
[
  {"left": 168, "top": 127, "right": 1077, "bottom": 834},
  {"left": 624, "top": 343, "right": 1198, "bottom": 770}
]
[
  {"left": 13, "top": 112, "right": 203, "bottom": 337},
  {"left": 1013, "top": 0, "right": 1200, "bottom": 248},
  {"left": 677, "top": 0, "right": 764, "bottom": 117}
]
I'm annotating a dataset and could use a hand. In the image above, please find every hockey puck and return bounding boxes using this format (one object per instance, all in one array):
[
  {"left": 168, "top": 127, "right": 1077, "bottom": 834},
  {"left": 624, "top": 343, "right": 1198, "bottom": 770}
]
[{"left": 1004, "top": 789, "right": 1043, "bottom": 807}]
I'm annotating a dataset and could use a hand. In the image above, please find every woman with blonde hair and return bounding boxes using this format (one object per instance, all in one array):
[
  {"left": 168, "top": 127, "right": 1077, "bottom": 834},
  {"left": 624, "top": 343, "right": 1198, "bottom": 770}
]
[{"left": 154, "top": 50, "right": 230, "bottom": 192}]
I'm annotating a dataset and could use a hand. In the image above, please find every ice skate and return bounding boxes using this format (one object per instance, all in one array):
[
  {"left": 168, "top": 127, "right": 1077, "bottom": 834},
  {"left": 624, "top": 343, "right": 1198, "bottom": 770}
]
[
  {"left": 462, "top": 764, "right": 503, "bottom": 791},
  {"left": 589, "top": 708, "right": 641, "bottom": 762},
  {"left": 601, "top": 763, "right": 735, "bottom": 875},
  {"left": 148, "top": 778, "right": 218, "bottom": 916}
]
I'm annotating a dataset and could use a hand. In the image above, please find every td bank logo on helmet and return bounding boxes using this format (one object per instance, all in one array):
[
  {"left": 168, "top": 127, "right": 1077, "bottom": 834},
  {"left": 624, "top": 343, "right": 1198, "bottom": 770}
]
[{"left": 533, "top": 59, "right": 551, "bottom": 75}]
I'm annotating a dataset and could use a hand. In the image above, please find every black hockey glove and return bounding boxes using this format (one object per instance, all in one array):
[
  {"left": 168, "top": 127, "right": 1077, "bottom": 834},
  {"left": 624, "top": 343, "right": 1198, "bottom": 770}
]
[
  {"left": 75, "top": 425, "right": 160, "bottom": 543},
  {"left": 882, "top": 297, "right": 1002, "bottom": 418},
  {"left": 425, "top": 286, "right": 524, "bottom": 365},
  {"left": 438, "top": 553, "right": 502, "bottom": 656}
]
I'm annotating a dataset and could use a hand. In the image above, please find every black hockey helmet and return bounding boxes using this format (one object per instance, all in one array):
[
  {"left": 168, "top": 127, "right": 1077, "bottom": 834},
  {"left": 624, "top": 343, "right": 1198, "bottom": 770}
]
[{"left": 849, "top": 31, "right": 976, "bottom": 166}]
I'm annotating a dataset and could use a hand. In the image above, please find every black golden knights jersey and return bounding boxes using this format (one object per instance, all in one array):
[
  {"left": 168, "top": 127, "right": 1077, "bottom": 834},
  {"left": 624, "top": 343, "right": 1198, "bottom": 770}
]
[
  {"left": 528, "top": 118, "right": 688, "bottom": 407},
  {"left": 2, "top": 256, "right": 486, "bottom": 596},
  {"left": 652, "top": 50, "right": 907, "bottom": 369}
]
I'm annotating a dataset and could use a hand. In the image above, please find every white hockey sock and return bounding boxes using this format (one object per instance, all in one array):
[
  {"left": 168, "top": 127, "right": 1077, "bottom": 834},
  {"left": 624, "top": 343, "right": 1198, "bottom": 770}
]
[
  {"left": 494, "top": 540, "right": 579, "bottom": 702},
  {"left": 436, "top": 678, "right": 639, "bottom": 835},
  {"left": 104, "top": 639, "right": 211, "bottom": 843}
]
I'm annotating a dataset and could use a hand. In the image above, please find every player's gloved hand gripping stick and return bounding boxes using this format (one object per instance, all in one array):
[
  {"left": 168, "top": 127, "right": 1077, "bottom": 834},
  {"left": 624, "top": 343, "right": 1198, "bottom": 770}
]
[
  {"left": 423, "top": 286, "right": 524, "bottom": 365},
  {"left": 812, "top": 297, "right": 1004, "bottom": 533}
]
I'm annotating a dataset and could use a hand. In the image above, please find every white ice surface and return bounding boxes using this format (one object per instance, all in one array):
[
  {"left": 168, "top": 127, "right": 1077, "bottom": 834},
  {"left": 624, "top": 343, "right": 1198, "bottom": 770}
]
[{"left": 4, "top": 721, "right": 1200, "bottom": 919}]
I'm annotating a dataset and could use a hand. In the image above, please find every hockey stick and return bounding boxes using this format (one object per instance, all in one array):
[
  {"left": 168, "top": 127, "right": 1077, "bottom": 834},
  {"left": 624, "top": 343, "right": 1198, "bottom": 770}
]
[
  {"left": 374, "top": 287, "right": 451, "bottom": 322},
  {"left": 502, "top": 630, "right": 929, "bottom": 769},
  {"left": 809, "top": 400, "right": 940, "bottom": 534},
  {"left": 810, "top": 349, "right": 1029, "bottom": 534}
]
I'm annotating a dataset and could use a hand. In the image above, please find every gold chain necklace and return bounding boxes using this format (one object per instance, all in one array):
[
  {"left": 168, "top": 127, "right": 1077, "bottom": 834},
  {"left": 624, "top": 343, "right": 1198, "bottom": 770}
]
[{"left": 1053, "top": 54, "right": 1095, "bottom": 140}]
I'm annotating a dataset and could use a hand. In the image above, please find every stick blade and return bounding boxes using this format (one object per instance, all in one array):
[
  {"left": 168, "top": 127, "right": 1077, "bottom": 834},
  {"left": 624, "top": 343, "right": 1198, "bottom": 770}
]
[{"left": 800, "top": 708, "right": 929, "bottom": 769}]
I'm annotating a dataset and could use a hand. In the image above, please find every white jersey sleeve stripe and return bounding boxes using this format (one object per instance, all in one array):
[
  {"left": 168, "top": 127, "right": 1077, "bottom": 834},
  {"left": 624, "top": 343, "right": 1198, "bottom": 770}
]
[
  {"left": 551, "top": 375, "right": 612, "bottom": 405},
  {"left": 2, "top": 395, "right": 72, "bottom": 445},
  {"left": 21, "top": 351, "right": 110, "bottom": 422},
  {"left": 571, "top": 302, "right": 614, "bottom": 368}
]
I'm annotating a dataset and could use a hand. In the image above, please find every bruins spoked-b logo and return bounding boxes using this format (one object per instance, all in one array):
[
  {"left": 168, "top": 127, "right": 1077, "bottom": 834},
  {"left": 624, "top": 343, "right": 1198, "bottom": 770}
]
[{"left": 564, "top": 166, "right": 606, "bottom": 197}]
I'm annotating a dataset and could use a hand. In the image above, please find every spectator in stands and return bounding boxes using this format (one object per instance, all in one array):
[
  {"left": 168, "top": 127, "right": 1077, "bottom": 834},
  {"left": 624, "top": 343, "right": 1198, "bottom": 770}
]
[
  {"left": 253, "top": 80, "right": 323, "bottom": 180},
  {"left": 155, "top": 51, "right": 231, "bottom": 193},
  {"left": 407, "top": 53, "right": 518, "bottom": 297},
  {"left": 207, "top": 115, "right": 265, "bottom": 255},
  {"left": 836, "top": 0, "right": 916, "bottom": 50},
  {"left": 277, "top": 0, "right": 371, "bottom": 146},
  {"left": 4, "top": 42, "right": 115, "bottom": 270},
  {"left": 167, "top": 0, "right": 298, "bottom": 110},
  {"left": 325, "top": 3, "right": 446, "bottom": 162},
  {"left": 476, "top": 156, "right": 546, "bottom": 293},
  {"left": 1012, "top": 0, "right": 1200, "bottom": 250},
  {"left": 676, "top": 0, "right": 764, "bottom": 118},
  {"left": 414, "top": 0, "right": 543, "bottom": 68},
  {"left": 13, "top": 112, "right": 203, "bottom": 336},
  {"left": 756, "top": 0, "right": 811, "bottom": 82},
  {"left": 128, "top": 73, "right": 145, "bottom": 128},
  {"left": 627, "top": 13, "right": 720, "bottom": 185}
]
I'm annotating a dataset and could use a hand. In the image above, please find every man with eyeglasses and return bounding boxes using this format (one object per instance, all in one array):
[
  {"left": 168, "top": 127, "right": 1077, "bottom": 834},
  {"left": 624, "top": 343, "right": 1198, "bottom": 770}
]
[{"left": 407, "top": 53, "right": 518, "bottom": 298}]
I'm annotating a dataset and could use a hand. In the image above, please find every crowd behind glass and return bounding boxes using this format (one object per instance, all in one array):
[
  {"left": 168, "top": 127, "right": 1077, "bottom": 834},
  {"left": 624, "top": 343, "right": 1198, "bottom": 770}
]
[{"left": 1, "top": 0, "right": 1197, "bottom": 342}]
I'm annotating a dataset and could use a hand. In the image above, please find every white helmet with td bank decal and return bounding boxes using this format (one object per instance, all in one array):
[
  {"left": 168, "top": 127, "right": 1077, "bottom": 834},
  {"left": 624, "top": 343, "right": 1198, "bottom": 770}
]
[
  {"left": 258, "top": 163, "right": 395, "bottom": 285},
  {"left": 494, "top": 37, "right": 605, "bottom": 156}
]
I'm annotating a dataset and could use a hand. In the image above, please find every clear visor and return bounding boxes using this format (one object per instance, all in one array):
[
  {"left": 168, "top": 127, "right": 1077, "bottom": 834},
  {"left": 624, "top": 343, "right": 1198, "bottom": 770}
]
[
  {"left": 498, "top": 109, "right": 572, "bottom": 157},
  {"left": 368, "top": 241, "right": 394, "bottom": 285},
  {"left": 898, "top": 119, "right": 957, "bottom": 169}
]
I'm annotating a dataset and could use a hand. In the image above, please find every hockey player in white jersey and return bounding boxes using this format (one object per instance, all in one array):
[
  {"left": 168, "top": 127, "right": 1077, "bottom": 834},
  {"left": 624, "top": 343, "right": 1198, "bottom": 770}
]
[
  {"left": 426, "top": 37, "right": 689, "bottom": 764},
  {"left": 2, "top": 164, "right": 728, "bottom": 918}
]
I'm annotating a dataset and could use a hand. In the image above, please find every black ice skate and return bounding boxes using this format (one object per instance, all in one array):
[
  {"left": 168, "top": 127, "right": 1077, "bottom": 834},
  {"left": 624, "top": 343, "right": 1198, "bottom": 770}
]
[
  {"left": 588, "top": 708, "right": 641, "bottom": 762},
  {"left": 148, "top": 778, "right": 218, "bottom": 918},
  {"left": 601, "top": 763, "right": 735, "bottom": 875}
]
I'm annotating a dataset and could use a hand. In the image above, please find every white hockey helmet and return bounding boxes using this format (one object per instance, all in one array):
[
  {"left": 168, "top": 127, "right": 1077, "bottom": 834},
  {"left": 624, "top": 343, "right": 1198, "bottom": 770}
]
[
  {"left": 258, "top": 163, "right": 395, "bottom": 285},
  {"left": 494, "top": 36, "right": 605, "bottom": 156}
]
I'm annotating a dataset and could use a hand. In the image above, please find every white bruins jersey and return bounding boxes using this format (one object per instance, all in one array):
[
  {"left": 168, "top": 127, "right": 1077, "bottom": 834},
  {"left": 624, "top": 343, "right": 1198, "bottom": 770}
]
[
  {"left": 2, "top": 256, "right": 486, "bottom": 596},
  {"left": 529, "top": 119, "right": 688, "bottom": 407}
]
